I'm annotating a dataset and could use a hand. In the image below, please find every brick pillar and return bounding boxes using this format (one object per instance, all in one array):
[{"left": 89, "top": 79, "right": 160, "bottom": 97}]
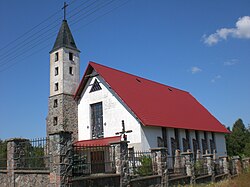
[
  {"left": 150, "top": 147, "right": 168, "bottom": 187},
  {"left": 49, "top": 131, "right": 73, "bottom": 187},
  {"left": 6, "top": 138, "right": 29, "bottom": 187}
]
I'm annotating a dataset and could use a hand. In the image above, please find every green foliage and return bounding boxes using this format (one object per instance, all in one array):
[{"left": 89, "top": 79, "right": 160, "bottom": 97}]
[
  {"left": 137, "top": 155, "right": 153, "bottom": 176},
  {"left": 226, "top": 119, "right": 250, "bottom": 157}
]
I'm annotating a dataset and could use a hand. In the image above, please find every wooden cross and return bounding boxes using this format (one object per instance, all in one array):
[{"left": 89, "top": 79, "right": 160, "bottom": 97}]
[
  {"left": 62, "top": 2, "right": 68, "bottom": 20},
  {"left": 115, "top": 120, "right": 132, "bottom": 141}
]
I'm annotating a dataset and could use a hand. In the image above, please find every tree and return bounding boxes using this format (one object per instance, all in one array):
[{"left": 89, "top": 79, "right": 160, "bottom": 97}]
[{"left": 226, "top": 119, "right": 250, "bottom": 157}]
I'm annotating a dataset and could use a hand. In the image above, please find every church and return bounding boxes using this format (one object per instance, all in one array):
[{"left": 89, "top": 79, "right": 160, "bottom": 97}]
[{"left": 46, "top": 19, "right": 229, "bottom": 158}]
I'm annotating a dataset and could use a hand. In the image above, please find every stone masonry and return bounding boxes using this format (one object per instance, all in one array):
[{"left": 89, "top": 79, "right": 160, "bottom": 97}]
[{"left": 47, "top": 94, "right": 78, "bottom": 141}]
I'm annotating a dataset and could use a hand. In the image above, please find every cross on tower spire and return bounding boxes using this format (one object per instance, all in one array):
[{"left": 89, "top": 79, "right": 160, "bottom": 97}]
[{"left": 62, "top": 2, "right": 68, "bottom": 20}]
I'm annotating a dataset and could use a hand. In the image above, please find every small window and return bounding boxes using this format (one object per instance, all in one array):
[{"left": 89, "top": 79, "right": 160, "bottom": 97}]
[
  {"left": 90, "top": 79, "right": 102, "bottom": 92},
  {"left": 53, "top": 117, "right": 58, "bottom": 126},
  {"left": 55, "top": 83, "right": 59, "bottom": 91},
  {"left": 55, "top": 67, "right": 59, "bottom": 76},
  {"left": 69, "top": 67, "right": 73, "bottom": 75},
  {"left": 69, "top": 52, "right": 73, "bottom": 61},
  {"left": 55, "top": 52, "right": 59, "bottom": 62},
  {"left": 53, "top": 99, "right": 58, "bottom": 108}
]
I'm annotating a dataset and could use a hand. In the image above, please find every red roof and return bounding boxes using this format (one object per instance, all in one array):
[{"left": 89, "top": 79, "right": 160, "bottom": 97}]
[
  {"left": 75, "top": 62, "right": 229, "bottom": 133},
  {"left": 74, "top": 136, "right": 121, "bottom": 146}
]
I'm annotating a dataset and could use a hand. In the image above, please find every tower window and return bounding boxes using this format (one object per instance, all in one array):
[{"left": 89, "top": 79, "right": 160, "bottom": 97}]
[
  {"left": 55, "top": 52, "right": 59, "bottom": 62},
  {"left": 53, "top": 99, "right": 58, "bottom": 108},
  {"left": 69, "top": 52, "right": 73, "bottom": 61},
  {"left": 53, "top": 117, "right": 58, "bottom": 126},
  {"left": 69, "top": 67, "right": 73, "bottom": 75},
  {"left": 55, "top": 67, "right": 59, "bottom": 76},
  {"left": 55, "top": 83, "right": 59, "bottom": 91}
]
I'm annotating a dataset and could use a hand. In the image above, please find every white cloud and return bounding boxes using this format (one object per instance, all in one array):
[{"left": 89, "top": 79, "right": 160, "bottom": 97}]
[
  {"left": 211, "top": 75, "right": 222, "bottom": 83},
  {"left": 203, "top": 16, "right": 250, "bottom": 45},
  {"left": 224, "top": 59, "right": 239, "bottom": 66},
  {"left": 191, "top": 66, "right": 202, "bottom": 74}
]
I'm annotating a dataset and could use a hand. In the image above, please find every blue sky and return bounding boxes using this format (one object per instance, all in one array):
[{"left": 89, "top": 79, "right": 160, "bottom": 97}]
[{"left": 0, "top": 0, "right": 249, "bottom": 140}]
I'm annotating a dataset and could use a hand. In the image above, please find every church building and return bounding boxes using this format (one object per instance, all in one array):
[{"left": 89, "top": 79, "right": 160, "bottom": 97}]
[{"left": 47, "top": 19, "right": 229, "bottom": 158}]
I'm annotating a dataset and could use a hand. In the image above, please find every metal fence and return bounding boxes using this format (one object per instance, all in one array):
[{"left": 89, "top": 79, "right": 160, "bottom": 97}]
[
  {"left": 128, "top": 150, "right": 154, "bottom": 177},
  {"left": 72, "top": 145, "right": 116, "bottom": 177},
  {"left": 0, "top": 140, "right": 7, "bottom": 169},
  {"left": 14, "top": 138, "right": 50, "bottom": 170}
]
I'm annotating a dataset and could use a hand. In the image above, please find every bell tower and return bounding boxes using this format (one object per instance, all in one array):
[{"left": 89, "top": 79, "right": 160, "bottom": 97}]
[{"left": 46, "top": 17, "right": 80, "bottom": 141}]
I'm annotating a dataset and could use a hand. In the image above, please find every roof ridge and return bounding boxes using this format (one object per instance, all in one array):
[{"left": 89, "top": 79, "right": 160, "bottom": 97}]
[{"left": 89, "top": 61, "right": 189, "bottom": 94}]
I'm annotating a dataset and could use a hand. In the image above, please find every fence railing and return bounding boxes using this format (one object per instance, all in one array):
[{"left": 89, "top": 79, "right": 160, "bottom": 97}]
[
  {"left": 72, "top": 145, "right": 116, "bottom": 177},
  {"left": 0, "top": 140, "right": 7, "bottom": 170},
  {"left": 128, "top": 150, "right": 154, "bottom": 177}
]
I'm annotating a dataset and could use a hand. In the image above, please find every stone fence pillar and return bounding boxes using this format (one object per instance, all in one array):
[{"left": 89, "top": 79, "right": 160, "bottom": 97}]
[
  {"left": 219, "top": 156, "right": 229, "bottom": 174},
  {"left": 242, "top": 157, "right": 250, "bottom": 170},
  {"left": 111, "top": 141, "right": 130, "bottom": 187},
  {"left": 232, "top": 156, "right": 242, "bottom": 175},
  {"left": 6, "top": 138, "right": 29, "bottom": 187},
  {"left": 174, "top": 149, "right": 181, "bottom": 173},
  {"left": 181, "top": 150, "right": 193, "bottom": 177},
  {"left": 202, "top": 152, "right": 214, "bottom": 179},
  {"left": 48, "top": 131, "right": 73, "bottom": 187},
  {"left": 150, "top": 147, "right": 167, "bottom": 187}
]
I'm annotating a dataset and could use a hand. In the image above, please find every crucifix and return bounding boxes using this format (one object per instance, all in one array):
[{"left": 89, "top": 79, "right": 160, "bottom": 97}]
[
  {"left": 62, "top": 2, "right": 68, "bottom": 20},
  {"left": 115, "top": 120, "right": 132, "bottom": 141}
]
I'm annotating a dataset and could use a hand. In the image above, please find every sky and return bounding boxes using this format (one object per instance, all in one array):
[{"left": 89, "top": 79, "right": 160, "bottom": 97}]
[{"left": 0, "top": 0, "right": 249, "bottom": 140}]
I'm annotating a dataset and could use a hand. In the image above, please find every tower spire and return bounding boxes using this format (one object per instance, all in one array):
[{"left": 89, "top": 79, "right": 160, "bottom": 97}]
[{"left": 62, "top": 2, "right": 68, "bottom": 21}]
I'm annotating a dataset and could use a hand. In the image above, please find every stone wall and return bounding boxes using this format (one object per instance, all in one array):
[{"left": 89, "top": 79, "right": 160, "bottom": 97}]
[
  {"left": 72, "top": 174, "right": 120, "bottom": 187},
  {"left": 47, "top": 94, "right": 78, "bottom": 141},
  {"left": 0, "top": 170, "right": 49, "bottom": 187}
]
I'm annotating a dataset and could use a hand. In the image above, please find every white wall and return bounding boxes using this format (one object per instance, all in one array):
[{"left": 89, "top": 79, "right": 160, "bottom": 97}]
[
  {"left": 215, "top": 133, "right": 227, "bottom": 157},
  {"left": 78, "top": 72, "right": 142, "bottom": 150},
  {"left": 140, "top": 126, "right": 162, "bottom": 151}
]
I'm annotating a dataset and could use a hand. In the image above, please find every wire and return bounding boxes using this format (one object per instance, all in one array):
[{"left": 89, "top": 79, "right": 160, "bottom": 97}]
[{"left": 0, "top": 0, "right": 131, "bottom": 73}]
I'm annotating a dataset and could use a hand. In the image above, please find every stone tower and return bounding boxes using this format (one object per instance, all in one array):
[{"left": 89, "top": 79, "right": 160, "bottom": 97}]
[{"left": 46, "top": 19, "right": 80, "bottom": 141}]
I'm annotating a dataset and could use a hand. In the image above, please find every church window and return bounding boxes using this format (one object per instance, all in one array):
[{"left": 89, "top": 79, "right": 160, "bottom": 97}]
[
  {"left": 195, "top": 130, "right": 200, "bottom": 149},
  {"left": 53, "top": 99, "right": 58, "bottom": 108},
  {"left": 90, "top": 79, "right": 102, "bottom": 92},
  {"left": 174, "top": 128, "right": 180, "bottom": 149},
  {"left": 162, "top": 127, "right": 168, "bottom": 148},
  {"left": 69, "top": 67, "right": 73, "bottom": 75},
  {"left": 53, "top": 117, "right": 58, "bottom": 125},
  {"left": 90, "top": 102, "right": 103, "bottom": 139},
  {"left": 55, "top": 52, "right": 59, "bottom": 62},
  {"left": 69, "top": 52, "right": 73, "bottom": 61},
  {"left": 55, "top": 83, "right": 58, "bottom": 91},
  {"left": 55, "top": 67, "right": 58, "bottom": 76}
]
